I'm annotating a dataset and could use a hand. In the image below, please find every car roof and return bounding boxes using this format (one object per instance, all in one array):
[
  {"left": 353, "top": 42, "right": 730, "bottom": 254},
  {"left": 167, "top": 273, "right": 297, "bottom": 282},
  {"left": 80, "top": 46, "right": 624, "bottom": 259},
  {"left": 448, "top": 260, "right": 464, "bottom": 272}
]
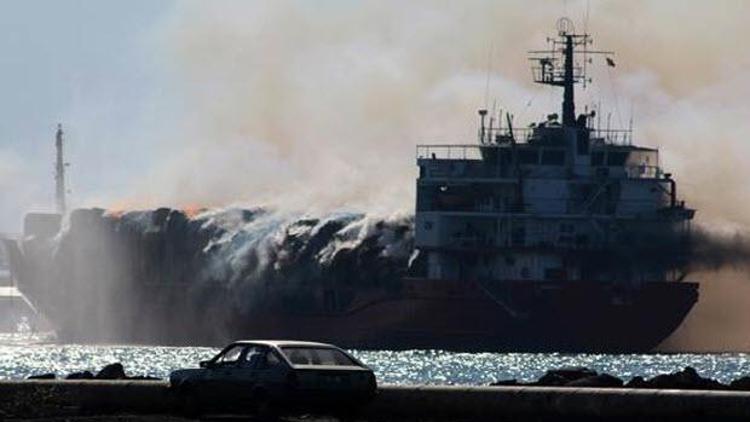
[{"left": 230, "top": 340, "right": 340, "bottom": 348}]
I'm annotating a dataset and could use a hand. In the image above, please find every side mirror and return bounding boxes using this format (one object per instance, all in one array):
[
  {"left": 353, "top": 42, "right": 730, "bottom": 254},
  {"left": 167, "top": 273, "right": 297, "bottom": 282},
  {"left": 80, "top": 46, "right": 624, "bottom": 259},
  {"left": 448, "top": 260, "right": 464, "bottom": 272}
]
[{"left": 199, "top": 360, "right": 213, "bottom": 369}]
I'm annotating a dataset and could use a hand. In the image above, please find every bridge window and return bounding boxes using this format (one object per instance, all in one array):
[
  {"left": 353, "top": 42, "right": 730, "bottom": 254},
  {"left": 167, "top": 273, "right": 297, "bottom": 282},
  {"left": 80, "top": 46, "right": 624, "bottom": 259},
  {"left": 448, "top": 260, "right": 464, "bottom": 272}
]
[{"left": 607, "top": 151, "right": 629, "bottom": 166}]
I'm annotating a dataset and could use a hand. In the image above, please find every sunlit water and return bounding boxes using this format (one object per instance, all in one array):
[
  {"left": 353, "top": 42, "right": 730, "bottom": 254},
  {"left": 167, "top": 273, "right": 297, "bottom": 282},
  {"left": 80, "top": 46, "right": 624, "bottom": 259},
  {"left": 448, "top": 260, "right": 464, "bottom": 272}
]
[{"left": 2, "top": 342, "right": 750, "bottom": 384}]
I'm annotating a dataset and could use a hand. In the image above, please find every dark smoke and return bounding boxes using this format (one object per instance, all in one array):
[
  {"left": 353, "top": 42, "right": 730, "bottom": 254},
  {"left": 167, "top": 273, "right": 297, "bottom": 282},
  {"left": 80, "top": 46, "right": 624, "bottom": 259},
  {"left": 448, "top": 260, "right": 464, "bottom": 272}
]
[
  {"left": 686, "top": 228, "right": 750, "bottom": 272},
  {"left": 579, "top": 224, "right": 750, "bottom": 280}
]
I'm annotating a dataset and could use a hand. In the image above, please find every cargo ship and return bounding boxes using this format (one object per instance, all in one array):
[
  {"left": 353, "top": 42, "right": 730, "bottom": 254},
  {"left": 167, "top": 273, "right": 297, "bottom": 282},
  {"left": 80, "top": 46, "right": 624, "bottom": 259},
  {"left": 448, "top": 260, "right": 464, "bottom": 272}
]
[{"left": 6, "top": 19, "right": 698, "bottom": 352}]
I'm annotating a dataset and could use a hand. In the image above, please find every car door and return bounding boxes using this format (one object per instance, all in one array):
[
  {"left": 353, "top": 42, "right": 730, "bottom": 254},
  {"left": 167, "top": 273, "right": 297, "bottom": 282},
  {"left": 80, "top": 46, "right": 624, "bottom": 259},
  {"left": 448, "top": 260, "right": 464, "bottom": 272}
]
[
  {"left": 252, "top": 348, "right": 290, "bottom": 398},
  {"left": 224, "top": 346, "right": 268, "bottom": 406},
  {"left": 202, "top": 344, "right": 247, "bottom": 404}
]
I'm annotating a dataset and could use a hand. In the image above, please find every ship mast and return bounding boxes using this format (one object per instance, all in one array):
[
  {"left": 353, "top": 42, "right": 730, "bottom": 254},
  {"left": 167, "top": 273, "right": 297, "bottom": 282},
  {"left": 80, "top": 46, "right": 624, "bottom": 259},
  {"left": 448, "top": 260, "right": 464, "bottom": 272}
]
[
  {"left": 529, "top": 18, "right": 612, "bottom": 127},
  {"left": 55, "top": 124, "right": 67, "bottom": 215},
  {"left": 561, "top": 33, "right": 575, "bottom": 126}
]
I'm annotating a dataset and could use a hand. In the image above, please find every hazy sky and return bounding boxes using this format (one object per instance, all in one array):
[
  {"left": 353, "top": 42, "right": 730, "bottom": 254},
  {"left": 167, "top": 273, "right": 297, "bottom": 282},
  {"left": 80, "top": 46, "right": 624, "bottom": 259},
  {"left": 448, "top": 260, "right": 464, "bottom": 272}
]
[
  {"left": 1, "top": 1, "right": 749, "bottom": 233},
  {"left": 0, "top": 0, "right": 174, "bottom": 231}
]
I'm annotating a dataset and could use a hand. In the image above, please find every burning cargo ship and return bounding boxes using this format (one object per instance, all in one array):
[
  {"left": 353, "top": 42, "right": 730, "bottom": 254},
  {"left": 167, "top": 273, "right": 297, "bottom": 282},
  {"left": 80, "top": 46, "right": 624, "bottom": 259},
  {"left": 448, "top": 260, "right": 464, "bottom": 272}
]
[{"left": 7, "top": 20, "right": 698, "bottom": 352}]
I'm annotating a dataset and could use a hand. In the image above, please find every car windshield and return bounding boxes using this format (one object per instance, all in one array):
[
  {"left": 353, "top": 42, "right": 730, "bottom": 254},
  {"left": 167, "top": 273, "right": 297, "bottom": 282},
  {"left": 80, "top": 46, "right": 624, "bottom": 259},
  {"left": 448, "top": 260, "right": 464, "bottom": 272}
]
[
  {"left": 280, "top": 347, "right": 360, "bottom": 367},
  {"left": 214, "top": 345, "right": 244, "bottom": 364}
]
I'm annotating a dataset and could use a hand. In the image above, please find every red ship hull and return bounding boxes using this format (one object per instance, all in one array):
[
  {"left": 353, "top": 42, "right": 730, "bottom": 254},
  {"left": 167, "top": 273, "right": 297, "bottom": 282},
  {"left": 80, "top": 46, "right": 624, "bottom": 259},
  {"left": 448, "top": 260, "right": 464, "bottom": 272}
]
[{"left": 42, "top": 277, "right": 698, "bottom": 353}]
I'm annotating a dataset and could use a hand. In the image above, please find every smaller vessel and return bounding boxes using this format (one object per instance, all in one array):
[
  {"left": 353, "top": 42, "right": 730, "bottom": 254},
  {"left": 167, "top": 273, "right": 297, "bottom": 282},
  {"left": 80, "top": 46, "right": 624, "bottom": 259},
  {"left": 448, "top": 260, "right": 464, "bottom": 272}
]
[{"left": 0, "top": 238, "right": 54, "bottom": 343}]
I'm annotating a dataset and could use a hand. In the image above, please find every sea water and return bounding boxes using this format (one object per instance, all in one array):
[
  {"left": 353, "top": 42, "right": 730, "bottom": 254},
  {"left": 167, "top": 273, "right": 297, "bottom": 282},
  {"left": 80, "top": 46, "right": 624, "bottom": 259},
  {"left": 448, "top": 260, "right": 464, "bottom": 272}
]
[{"left": 1, "top": 340, "right": 750, "bottom": 384}]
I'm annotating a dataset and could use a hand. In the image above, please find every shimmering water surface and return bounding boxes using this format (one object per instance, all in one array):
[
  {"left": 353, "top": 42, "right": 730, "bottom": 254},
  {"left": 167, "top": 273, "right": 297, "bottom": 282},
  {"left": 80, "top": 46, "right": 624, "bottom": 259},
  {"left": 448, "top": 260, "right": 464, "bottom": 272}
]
[{"left": 2, "top": 339, "right": 750, "bottom": 384}]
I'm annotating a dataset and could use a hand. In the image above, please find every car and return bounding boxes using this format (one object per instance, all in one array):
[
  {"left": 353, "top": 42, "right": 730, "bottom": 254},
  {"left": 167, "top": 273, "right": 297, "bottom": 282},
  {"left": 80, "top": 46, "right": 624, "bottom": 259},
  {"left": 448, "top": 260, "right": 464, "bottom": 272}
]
[{"left": 169, "top": 340, "right": 377, "bottom": 416}]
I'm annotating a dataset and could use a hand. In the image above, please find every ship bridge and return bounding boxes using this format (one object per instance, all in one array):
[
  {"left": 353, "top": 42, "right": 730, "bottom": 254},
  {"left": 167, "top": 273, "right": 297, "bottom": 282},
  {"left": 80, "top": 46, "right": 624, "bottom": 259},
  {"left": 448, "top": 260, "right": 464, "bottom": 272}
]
[{"left": 417, "top": 130, "right": 661, "bottom": 181}]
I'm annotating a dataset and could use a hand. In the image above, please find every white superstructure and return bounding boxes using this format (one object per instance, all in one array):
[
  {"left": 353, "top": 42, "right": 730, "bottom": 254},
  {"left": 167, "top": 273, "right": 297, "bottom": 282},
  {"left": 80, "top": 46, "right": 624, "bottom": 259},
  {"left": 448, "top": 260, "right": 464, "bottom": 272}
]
[{"left": 414, "top": 19, "right": 694, "bottom": 286}]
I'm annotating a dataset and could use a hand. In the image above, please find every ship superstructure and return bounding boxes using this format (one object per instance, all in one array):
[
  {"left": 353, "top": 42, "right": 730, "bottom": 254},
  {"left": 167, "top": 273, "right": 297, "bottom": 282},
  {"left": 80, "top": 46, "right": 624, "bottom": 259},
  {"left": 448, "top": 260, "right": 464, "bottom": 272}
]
[{"left": 415, "top": 18, "right": 694, "bottom": 293}]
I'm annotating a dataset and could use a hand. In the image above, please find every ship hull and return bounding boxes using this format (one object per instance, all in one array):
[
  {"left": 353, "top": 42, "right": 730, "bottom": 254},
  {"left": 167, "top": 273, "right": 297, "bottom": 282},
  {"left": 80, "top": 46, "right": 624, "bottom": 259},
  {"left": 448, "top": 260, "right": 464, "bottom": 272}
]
[
  {"left": 228, "top": 279, "right": 698, "bottom": 353},
  {"left": 33, "top": 277, "right": 698, "bottom": 353}
]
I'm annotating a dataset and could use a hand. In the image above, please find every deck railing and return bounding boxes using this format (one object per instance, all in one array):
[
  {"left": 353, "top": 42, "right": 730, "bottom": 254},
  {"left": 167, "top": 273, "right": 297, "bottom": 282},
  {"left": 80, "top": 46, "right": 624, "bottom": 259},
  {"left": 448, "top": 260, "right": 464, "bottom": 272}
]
[
  {"left": 417, "top": 145, "right": 663, "bottom": 180},
  {"left": 474, "top": 126, "right": 634, "bottom": 146},
  {"left": 416, "top": 144, "right": 485, "bottom": 160}
]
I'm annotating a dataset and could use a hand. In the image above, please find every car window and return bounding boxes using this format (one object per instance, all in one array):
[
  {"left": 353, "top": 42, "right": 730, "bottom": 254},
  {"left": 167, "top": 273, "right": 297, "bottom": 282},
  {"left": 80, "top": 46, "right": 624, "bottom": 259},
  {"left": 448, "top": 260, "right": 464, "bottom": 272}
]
[
  {"left": 241, "top": 346, "right": 265, "bottom": 368},
  {"left": 280, "top": 347, "right": 360, "bottom": 367},
  {"left": 264, "top": 351, "right": 282, "bottom": 368},
  {"left": 215, "top": 345, "right": 244, "bottom": 365}
]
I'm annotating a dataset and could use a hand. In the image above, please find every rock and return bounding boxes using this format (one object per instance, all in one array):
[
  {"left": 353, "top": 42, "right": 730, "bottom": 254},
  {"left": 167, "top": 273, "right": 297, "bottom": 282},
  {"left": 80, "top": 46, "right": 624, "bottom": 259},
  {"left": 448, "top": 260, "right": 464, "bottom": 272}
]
[
  {"left": 27, "top": 373, "right": 55, "bottom": 379},
  {"left": 642, "top": 367, "right": 727, "bottom": 390},
  {"left": 489, "top": 379, "right": 519, "bottom": 386},
  {"left": 565, "top": 373, "right": 623, "bottom": 388},
  {"left": 625, "top": 376, "right": 649, "bottom": 388},
  {"left": 66, "top": 371, "right": 94, "bottom": 380},
  {"left": 127, "top": 375, "right": 161, "bottom": 380},
  {"left": 730, "top": 376, "right": 750, "bottom": 391},
  {"left": 535, "top": 373, "right": 568, "bottom": 386},
  {"left": 535, "top": 367, "right": 597, "bottom": 386},
  {"left": 95, "top": 362, "right": 127, "bottom": 379}
]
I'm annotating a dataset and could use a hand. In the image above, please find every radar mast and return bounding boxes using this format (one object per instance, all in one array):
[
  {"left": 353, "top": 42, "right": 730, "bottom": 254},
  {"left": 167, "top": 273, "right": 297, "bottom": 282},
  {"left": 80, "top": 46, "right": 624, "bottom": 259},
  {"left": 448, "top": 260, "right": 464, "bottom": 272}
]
[{"left": 528, "top": 17, "right": 612, "bottom": 127}]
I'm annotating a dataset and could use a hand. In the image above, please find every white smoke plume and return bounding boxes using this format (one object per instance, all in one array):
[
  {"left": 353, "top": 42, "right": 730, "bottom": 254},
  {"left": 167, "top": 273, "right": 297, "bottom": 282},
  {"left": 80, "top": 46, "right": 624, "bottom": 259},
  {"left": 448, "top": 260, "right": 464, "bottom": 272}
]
[{"left": 104, "top": 0, "right": 749, "bottom": 230}]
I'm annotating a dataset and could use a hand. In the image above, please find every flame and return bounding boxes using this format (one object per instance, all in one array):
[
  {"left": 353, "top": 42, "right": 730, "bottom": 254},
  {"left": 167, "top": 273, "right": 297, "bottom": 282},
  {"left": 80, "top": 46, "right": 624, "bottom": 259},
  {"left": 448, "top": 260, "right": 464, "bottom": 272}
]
[
  {"left": 102, "top": 203, "right": 207, "bottom": 220},
  {"left": 181, "top": 205, "right": 206, "bottom": 219},
  {"left": 103, "top": 209, "right": 126, "bottom": 219}
]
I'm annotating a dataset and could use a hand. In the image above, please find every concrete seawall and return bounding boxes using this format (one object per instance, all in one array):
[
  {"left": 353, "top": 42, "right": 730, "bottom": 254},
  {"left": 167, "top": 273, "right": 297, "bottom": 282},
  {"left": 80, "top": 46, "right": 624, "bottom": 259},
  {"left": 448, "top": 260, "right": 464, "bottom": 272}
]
[
  {"left": 4, "top": 380, "right": 750, "bottom": 421},
  {"left": 0, "top": 380, "right": 176, "bottom": 418},
  {"left": 369, "top": 385, "right": 750, "bottom": 421}
]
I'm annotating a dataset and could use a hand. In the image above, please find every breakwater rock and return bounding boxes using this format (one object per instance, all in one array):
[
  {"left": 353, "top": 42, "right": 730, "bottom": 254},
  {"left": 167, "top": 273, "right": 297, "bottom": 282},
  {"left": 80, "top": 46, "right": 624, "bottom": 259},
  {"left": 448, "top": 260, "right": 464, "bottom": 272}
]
[
  {"left": 491, "top": 366, "right": 750, "bottom": 391},
  {"left": 27, "top": 362, "right": 160, "bottom": 381}
]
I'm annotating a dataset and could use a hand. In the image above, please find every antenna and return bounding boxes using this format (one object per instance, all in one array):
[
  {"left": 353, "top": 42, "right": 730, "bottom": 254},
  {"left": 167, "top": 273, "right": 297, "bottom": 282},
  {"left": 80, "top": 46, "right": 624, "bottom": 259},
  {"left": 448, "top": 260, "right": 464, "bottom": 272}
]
[
  {"left": 583, "top": 0, "right": 591, "bottom": 35},
  {"left": 497, "top": 108, "right": 503, "bottom": 136},
  {"left": 484, "top": 42, "right": 493, "bottom": 109},
  {"left": 54, "top": 124, "right": 67, "bottom": 215},
  {"left": 528, "top": 17, "right": 613, "bottom": 127},
  {"left": 629, "top": 102, "right": 634, "bottom": 145}
]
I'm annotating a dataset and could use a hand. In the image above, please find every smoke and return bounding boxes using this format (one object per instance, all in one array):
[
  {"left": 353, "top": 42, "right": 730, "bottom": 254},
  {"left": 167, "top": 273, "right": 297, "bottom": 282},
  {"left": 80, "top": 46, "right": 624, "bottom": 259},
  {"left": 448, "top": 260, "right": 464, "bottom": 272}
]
[
  {"left": 687, "top": 228, "right": 750, "bottom": 273},
  {"left": 661, "top": 269, "right": 750, "bottom": 352},
  {"left": 2, "top": 1, "right": 747, "bottom": 227},
  {"left": 119, "top": 1, "right": 551, "bottom": 213},
  {"left": 6, "top": 1, "right": 750, "bottom": 349},
  {"left": 90, "top": 0, "right": 748, "bottom": 227}
]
